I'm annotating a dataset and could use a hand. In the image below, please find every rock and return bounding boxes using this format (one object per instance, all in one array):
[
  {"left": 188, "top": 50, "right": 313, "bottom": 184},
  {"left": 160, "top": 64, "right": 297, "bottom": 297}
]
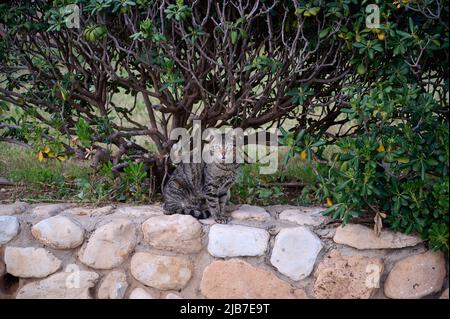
[
  {"left": 113, "top": 205, "right": 164, "bottom": 219},
  {"left": 0, "top": 216, "right": 19, "bottom": 244},
  {"left": 61, "top": 207, "right": 92, "bottom": 216},
  {"left": 0, "top": 202, "right": 29, "bottom": 216},
  {"left": 0, "top": 177, "right": 13, "bottom": 186},
  {"left": 384, "top": 250, "right": 446, "bottom": 299},
  {"left": 16, "top": 270, "right": 99, "bottom": 299},
  {"left": 130, "top": 252, "right": 192, "bottom": 290},
  {"left": 199, "top": 217, "right": 216, "bottom": 225},
  {"left": 313, "top": 250, "right": 384, "bottom": 299},
  {"left": 31, "top": 216, "right": 84, "bottom": 249},
  {"left": 270, "top": 227, "right": 322, "bottom": 281},
  {"left": 333, "top": 224, "right": 422, "bottom": 249},
  {"left": 142, "top": 215, "right": 202, "bottom": 254},
  {"left": 97, "top": 270, "right": 128, "bottom": 299},
  {"left": 62, "top": 206, "right": 115, "bottom": 217},
  {"left": 31, "top": 204, "right": 69, "bottom": 217},
  {"left": 200, "top": 259, "right": 307, "bottom": 299},
  {"left": 78, "top": 219, "right": 137, "bottom": 269},
  {"left": 265, "top": 204, "right": 299, "bottom": 215},
  {"left": 314, "top": 227, "right": 337, "bottom": 239},
  {"left": 5, "top": 247, "right": 62, "bottom": 278},
  {"left": 0, "top": 258, "right": 5, "bottom": 276},
  {"left": 207, "top": 224, "right": 269, "bottom": 257},
  {"left": 278, "top": 207, "right": 326, "bottom": 226},
  {"left": 440, "top": 288, "right": 449, "bottom": 299},
  {"left": 129, "top": 287, "right": 154, "bottom": 299},
  {"left": 231, "top": 205, "right": 271, "bottom": 222},
  {"left": 91, "top": 205, "right": 115, "bottom": 216},
  {"left": 166, "top": 293, "right": 183, "bottom": 299}
]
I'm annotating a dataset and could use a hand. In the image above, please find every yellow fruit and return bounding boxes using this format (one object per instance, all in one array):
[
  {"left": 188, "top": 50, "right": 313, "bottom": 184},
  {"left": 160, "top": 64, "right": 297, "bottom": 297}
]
[
  {"left": 377, "top": 31, "right": 385, "bottom": 41},
  {"left": 43, "top": 146, "right": 50, "bottom": 153},
  {"left": 299, "top": 150, "right": 307, "bottom": 160},
  {"left": 38, "top": 151, "right": 44, "bottom": 162},
  {"left": 326, "top": 197, "right": 333, "bottom": 207},
  {"left": 57, "top": 155, "right": 67, "bottom": 161},
  {"left": 377, "top": 143, "right": 385, "bottom": 152}
]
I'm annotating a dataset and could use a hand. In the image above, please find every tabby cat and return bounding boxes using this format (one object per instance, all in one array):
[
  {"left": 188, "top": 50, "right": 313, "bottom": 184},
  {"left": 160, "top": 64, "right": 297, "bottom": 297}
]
[{"left": 162, "top": 135, "right": 240, "bottom": 223}]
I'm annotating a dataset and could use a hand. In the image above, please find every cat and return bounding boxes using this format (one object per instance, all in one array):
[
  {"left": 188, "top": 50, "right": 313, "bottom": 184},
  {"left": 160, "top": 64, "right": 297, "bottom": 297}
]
[{"left": 162, "top": 135, "right": 240, "bottom": 223}]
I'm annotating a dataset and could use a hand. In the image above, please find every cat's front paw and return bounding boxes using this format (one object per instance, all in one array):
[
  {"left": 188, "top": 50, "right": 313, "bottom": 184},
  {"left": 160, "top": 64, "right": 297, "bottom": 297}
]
[{"left": 214, "top": 215, "right": 230, "bottom": 224}]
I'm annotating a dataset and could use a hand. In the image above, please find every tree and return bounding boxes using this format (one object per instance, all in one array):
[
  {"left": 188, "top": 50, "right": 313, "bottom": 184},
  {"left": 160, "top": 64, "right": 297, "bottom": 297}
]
[
  {"left": 0, "top": 0, "right": 380, "bottom": 168},
  {"left": 1, "top": 0, "right": 447, "bottom": 160},
  {"left": 1, "top": 1, "right": 449, "bottom": 249}
]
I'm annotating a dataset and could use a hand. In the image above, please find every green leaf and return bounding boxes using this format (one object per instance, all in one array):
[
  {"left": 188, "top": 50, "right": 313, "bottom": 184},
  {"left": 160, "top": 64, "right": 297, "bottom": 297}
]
[
  {"left": 396, "top": 30, "right": 411, "bottom": 38},
  {"left": 356, "top": 63, "right": 366, "bottom": 75},
  {"left": 397, "top": 157, "right": 410, "bottom": 164},
  {"left": 408, "top": 17, "right": 414, "bottom": 33},
  {"left": 319, "top": 28, "right": 329, "bottom": 39},
  {"left": 307, "top": 7, "right": 320, "bottom": 16},
  {"left": 231, "top": 30, "right": 238, "bottom": 45}
]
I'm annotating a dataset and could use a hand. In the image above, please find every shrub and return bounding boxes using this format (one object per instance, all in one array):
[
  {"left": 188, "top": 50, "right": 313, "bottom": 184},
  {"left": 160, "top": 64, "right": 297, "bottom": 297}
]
[
  {"left": 281, "top": 85, "right": 449, "bottom": 252},
  {"left": 0, "top": 1, "right": 448, "bottom": 248}
]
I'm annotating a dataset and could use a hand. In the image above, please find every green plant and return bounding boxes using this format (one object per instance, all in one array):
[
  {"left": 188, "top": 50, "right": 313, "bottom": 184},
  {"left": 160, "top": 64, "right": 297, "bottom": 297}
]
[
  {"left": 164, "top": 0, "right": 192, "bottom": 21},
  {"left": 0, "top": 0, "right": 447, "bottom": 241},
  {"left": 75, "top": 118, "right": 93, "bottom": 148},
  {"left": 74, "top": 161, "right": 117, "bottom": 203},
  {"left": 0, "top": 143, "right": 92, "bottom": 200},
  {"left": 1, "top": 0, "right": 447, "bottom": 190},
  {"left": 280, "top": 84, "right": 449, "bottom": 252},
  {"left": 122, "top": 161, "right": 147, "bottom": 200}
]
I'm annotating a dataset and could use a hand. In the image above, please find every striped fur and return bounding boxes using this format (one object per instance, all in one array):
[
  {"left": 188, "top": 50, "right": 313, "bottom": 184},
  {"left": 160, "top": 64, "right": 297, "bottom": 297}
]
[{"left": 163, "top": 141, "right": 240, "bottom": 223}]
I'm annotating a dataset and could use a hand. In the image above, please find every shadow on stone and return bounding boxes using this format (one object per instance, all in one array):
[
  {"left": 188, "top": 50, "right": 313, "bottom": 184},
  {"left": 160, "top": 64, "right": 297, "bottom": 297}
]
[{"left": 0, "top": 272, "right": 20, "bottom": 296}]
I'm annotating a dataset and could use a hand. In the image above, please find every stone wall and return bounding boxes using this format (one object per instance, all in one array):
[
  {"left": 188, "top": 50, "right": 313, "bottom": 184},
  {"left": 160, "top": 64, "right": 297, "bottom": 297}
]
[{"left": 0, "top": 202, "right": 448, "bottom": 299}]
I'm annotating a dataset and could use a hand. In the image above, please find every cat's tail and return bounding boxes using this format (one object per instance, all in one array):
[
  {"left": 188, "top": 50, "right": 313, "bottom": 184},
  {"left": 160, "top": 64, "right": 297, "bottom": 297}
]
[
  {"left": 188, "top": 209, "right": 210, "bottom": 219},
  {"left": 162, "top": 202, "right": 210, "bottom": 220}
]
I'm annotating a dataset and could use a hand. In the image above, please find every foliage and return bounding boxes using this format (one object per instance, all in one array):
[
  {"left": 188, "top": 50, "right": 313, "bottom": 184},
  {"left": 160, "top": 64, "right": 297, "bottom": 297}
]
[
  {"left": 231, "top": 160, "right": 320, "bottom": 206},
  {"left": 281, "top": 85, "right": 449, "bottom": 251},
  {"left": 0, "top": 143, "right": 149, "bottom": 203},
  {"left": 0, "top": 143, "right": 89, "bottom": 200},
  {"left": 231, "top": 164, "right": 286, "bottom": 206},
  {"left": 0, "top": 1, "right": 448, "bottom": 249},
  {"left": 75, "top": 160, "right": 148, "bottom": 202},
  {"left": 5, "top": 0, "right": 446, "bottom": 169},
  {"left": 276, "top": 0, "right": 450, "bottom": 252}
]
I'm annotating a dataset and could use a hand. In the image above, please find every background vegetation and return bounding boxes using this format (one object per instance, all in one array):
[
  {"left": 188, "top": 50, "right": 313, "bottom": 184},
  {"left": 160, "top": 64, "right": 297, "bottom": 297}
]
[{"left": 0, "top": 0, "right": 448, "bottom": 251}]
